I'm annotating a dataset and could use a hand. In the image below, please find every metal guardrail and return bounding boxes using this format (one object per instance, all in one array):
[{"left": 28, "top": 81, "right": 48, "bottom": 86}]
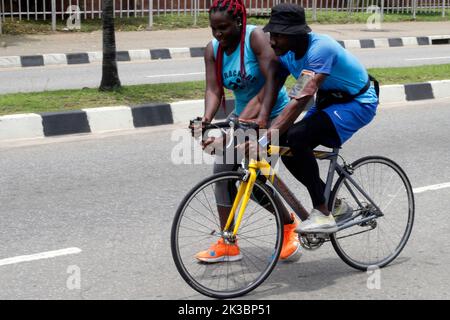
[{"left": 0, "top": 0, "right": 448, "bottom": 34}]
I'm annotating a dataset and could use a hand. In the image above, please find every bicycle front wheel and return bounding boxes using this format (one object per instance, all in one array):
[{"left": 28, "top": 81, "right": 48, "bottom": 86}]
[
  {"left": 329, "top": 156, "right": 415, "bottom": 271},
  {"left": 171, "top": 171, "right": 283, "bottom": 299}
]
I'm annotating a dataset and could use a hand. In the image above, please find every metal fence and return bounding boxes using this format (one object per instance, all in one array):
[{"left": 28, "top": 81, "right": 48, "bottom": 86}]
[{"left": 0, "top": 0, "right": 449, "bottom": 33}]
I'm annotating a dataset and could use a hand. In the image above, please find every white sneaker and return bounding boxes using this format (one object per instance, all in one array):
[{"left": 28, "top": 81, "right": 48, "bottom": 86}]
[
  {"left": 296, "top": 209, "right": 338, "bottom": 234},
  {"left": 333, "top": 199, "right": 353, "bottom": 222}
]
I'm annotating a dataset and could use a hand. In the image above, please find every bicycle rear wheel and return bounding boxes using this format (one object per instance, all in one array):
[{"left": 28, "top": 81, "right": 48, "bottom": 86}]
[
  {"left": 329, "top": 156, "right": 414, "bottom": 271},
  {"left": 171, "top": 171, "right": 283, "bottom": 299}
]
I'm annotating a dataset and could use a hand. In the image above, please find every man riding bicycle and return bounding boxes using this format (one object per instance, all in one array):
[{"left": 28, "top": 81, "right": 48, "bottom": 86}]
[{"left": 254, "top": 3, "right": 379, "bottom": 234}]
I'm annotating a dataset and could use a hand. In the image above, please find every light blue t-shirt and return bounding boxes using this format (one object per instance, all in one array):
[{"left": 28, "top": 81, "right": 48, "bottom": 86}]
[
  {"left": 212, "top": 25, "right": 289, "bottom": 118},
  {"left": 278, "top": 33, "right": 378, "bottom": 104}
]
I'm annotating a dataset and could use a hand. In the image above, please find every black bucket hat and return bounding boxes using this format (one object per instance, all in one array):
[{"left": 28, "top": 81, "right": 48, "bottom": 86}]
[{"left": 263, "top": 3, "right": 311, "bottom": 35}]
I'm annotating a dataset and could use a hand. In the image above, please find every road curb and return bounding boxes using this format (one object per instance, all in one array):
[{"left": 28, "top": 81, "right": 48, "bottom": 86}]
[
  {"left": 1, "top": 80, "right": 449, "bottom": 142},
  {"left": 1, "top": 34, "right": 449, "bottom": 69},
  {"left": 0, "top": 46, "right": 206, "bottom": 69}
]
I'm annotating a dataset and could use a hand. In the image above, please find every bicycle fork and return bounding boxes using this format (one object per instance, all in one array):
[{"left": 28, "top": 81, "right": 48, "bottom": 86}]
[{"left": 223, "top": 160, "right": 259, "bottom": 237}]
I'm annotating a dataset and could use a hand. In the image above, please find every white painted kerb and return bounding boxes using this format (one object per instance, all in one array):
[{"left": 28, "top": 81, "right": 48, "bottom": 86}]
[
  {"left": 379, "top": 85, "right": 406, "bottom": 104},
  {"left": 171, "top": 99, "right": 204, "bottom": 123},
  {"left": 0, "top": 113, "right": 44, "bottom": 140},
  {"left": 0, "top": 56, "right": 21, "bottom": 68},
  {"left": 83, "top": 106, "right": 134, "bottom": 132},
  {"left": 428, "top": 80, "right": 450, "bottom": 99}
]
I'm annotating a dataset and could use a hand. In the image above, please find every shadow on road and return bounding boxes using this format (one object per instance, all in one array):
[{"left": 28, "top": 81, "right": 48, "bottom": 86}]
[
  {"left": 173, "top": 255, "right": 412, "bottom": 300},
  {"left": 243, "top": 255, "right": 412, "bottom": 299}
]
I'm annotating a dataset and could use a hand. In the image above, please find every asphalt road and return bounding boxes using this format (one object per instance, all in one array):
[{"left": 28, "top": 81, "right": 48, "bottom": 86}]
[
  {"left": 0, "top": 98, "right": 449, "bottom": 299},
  {"left": 1, "top": 44, "right": 450, "bottom": 94}
]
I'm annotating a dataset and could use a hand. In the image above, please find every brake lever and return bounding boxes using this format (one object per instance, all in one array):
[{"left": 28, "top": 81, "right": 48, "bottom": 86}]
[{"left": 225, "top": 120, "right": 235, "bottom": 149}]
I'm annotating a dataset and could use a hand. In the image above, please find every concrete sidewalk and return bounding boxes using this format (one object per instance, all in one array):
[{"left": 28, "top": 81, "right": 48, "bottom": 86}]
[{"left": 1, "top": 21, "right": 450, "bottom": 57}]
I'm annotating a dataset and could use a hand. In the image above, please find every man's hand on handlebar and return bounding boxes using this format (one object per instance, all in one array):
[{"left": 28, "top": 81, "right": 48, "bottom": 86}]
[
  {"left": 234, "top": 119, "right": 269, "bottom": 160},
  {"left": 201, "top": 136, "right": 225, "bottom": 155},
  {"left": 235, "top": 140, "right": 260, "bottom": 159},
  {"left": 189, "top": 116, "right": 210, "bottom": 138}
]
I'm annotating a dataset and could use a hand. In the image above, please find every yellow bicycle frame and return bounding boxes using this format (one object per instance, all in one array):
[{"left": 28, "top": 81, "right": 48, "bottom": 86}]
[
  {"left": 223, "top": 159, "right": 258, "bottom": 236},
  {"left": 223, "top": 147, "right": 281, "bottom": 236}
]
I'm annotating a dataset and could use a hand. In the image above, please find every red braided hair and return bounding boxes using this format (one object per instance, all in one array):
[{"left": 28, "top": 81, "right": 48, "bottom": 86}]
[{"left": 209, "top": 0, "right": 247, "bottom": 110}]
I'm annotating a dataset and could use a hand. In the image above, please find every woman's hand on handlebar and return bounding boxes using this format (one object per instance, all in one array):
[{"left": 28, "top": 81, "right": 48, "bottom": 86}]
[{"left": 189, "top": 116, "right": 210, "bottom": 138}]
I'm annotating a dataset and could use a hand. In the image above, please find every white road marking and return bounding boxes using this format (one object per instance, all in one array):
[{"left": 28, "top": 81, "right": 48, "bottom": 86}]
[
  {"left": 413, "top": 182, "right": 450, "bottom": 194},
  {"left": 145, "top": 72, "right": 205, "bottom": 78},
  {"left": 0, "top": 247, "right": 82, "bottom": 267},
  {"left": 405, "top": 56, "right": 450, "bottom": 61}
]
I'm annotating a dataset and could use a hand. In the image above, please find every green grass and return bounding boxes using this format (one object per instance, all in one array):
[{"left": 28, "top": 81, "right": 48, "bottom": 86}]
[
  {"left": 367, "top": 64, "right": 450, "bottom": 85},
  {"left": 1, "top": 64, "right": 449, "bottom": 116},
  {"left": 1, "top": 10, "right": 450, "bottom": 34},
  {"left": 0, "top": 81, "right": 206, "bottom": 115}
]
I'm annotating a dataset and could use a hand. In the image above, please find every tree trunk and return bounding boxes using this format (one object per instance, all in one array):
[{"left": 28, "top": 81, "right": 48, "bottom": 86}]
[{"left": 99, "top": 0, "right": 121, "bottom": 91}]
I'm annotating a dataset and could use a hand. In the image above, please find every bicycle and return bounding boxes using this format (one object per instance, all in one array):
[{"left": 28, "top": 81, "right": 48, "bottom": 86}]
[{"left": 171, "top": 119, "right": 415, "bottom": 299}]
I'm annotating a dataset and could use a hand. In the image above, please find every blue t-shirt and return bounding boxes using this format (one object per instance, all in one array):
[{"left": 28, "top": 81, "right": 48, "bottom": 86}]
[
  {"left": 278, "top": 33, "right": 378, "bottom": 104},
  {"left": 212, "top": 25, "right": 289, "bottom": 118}
]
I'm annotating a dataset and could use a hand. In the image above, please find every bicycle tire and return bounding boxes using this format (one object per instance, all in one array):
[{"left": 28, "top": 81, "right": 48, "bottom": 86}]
[
  {"left": 329, "top": 156, "right": 415, "bottom": 271},
  {"left": 171, "top": 171, "right": 283, "bottom": 299}
]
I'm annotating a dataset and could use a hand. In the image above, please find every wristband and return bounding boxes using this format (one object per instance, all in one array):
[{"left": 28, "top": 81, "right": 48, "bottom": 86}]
[{"left": 258, "top": 135, "right": 269, "bottom": 148}]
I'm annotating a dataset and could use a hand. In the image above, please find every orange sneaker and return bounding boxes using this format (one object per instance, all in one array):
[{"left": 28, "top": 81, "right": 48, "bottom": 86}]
[
  {"left": 280, "top": 213, "right": 302, "bottom": 261},
  {"left": 195, "top": 238, "right": 242, "bottom": 263}
]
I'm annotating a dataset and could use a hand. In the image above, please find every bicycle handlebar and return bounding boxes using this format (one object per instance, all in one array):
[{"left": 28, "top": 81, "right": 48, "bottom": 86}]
[
  {"left": 189, "top": 117, "right": 260, "bottom": 137},
  {"left": 203, "top": 121, "right": 231, "bottom": 130}
]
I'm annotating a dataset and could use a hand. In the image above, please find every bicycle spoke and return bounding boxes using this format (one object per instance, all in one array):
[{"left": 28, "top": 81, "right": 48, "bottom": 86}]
[
  {"left": 202, "top": 188, "right": 221, "bottom": 228},
  {"left": 238, "top": 244, "right": 272, "bottom": 267},
  {"left": 178, "top": 235, "right": 216, "bottom": 251},
  {"left": 191, "top": 193, "right": 221, "bottom": 228},
  {"left": 179, "top": 223, "right": 216, "bottom": 236},
  {"left": 239, "top": 236, "right": 277, "bottom": 258},
  {"left": 239, "top": 208, "right": 272, "bottom": 231},
  {"left": 187, "top": 202, "right": 217, "bottom": 226},
  {"left": 238, "top": 233, "right": 278, "bottom": 247},
  {"left": 380, "top": 185, "right": 406, "bottom": 213},
  {"left": 238, "top": 222, "right": 277, "bottom": 236},
  {"left": 182, "top": 211, "right": 218, "bottom": 233},
  {"left": 239, "top": 196, "right": 271, "bottom": 232}
]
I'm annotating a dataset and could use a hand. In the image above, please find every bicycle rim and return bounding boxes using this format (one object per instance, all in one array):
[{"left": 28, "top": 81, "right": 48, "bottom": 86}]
[
  {"left": 171, "top": 172, "right": 283, "bottom": 299},
  {"left": 330, "top": 156, "right": 415, "bottom": 270}
]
